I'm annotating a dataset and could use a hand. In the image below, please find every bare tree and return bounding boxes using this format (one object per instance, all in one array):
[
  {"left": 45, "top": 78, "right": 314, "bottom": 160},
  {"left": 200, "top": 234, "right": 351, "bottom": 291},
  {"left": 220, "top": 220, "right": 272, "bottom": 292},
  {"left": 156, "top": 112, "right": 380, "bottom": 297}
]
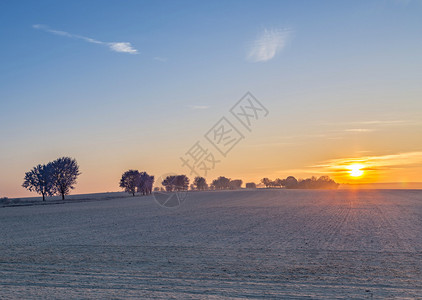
[
  {"left": 245, "top": 182, "right": 256, "bottom": 189},
  {"left": 283, "top": 176, "right": 298, "bottom": 189},
  {"left": 261, "top": 178, "right": 271, "bottom": 188},
  {"left": 120, "top": 170, "right": 140, "bottom": 196},
  {"left": 176, "top": 175, "right": 189, "bottom": 191},
  {"left": 22, "top": 163, "right": 54, "bottom": 201},
  {"left": 298, "top": 176, "right": 339, "bottom": 189},
  {"left": 211, "top": 176, "right": 231, "bottom": 190},
  {"left": 50, "top": 157, "right": 80, "bottom": 200},
  {"left": 193, "top": 176, "right": 207, "bottom": 190},
  {"left": 274, "top": 178, "right": 283, "bottom": 188},
  {"left": 277, "top": 175, "right": 338, "bottom": 189},
  {"left": 229, "top": 179, "right": 243, "bottom": 190},
  {"left": 162, "top": 176, "right": 176, "bottom": 192},
  {"left": 138, "top": 172, "right": 154, "bottom": 195},
  {"left": 316, "top": 176, "right": 338, "bottom": 189},
  {"left": 162, "top": 175, "right": 190, "bottom": 192}
]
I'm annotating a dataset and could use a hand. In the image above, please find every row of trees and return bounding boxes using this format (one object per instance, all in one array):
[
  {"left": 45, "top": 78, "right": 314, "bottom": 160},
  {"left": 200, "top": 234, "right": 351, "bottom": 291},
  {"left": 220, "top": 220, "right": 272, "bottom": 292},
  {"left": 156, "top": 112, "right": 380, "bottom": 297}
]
[
  {"left": 118, "top": 173, "right": 339, "bottom": 195},
  {"left": 162, "top": 175, "right": 190, "bottom": 192},
  {"left": 165, "top": 176, "right": 244, "bottom": 191},
  {"left": 261, "top": 176, "right": 339, "bottom": 189},
  {"left": 210, "top": 176, "right": 243, "bottom": 190},
  {"left": 22, "top": 157, "right": 80, "bottom": 201},
  {"left": 118, "top": 173, "right": 248, "bottom": 195},
  {"left": 22, "top": 160, "right": 338, "bottom": 200},
  {"left": 119, "top": 170, "right": 154, "bottom": 196}
]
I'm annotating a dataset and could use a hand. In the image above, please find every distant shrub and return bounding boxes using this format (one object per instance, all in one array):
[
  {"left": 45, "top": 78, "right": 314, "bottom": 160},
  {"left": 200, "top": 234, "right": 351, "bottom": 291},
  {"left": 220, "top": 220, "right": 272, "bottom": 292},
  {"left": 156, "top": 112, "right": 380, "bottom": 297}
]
[
  {"left": 162, "top": 175, "right": 189, "bottom": 192},
  {"left": 260, "top": 176, "right": 339, "bottom": 189},
  {"left": 193, "top": 177, "right": 208, "bottom": 190},
  {"left": 229, "top": 179, "right": 243, "bottom": 190},
  {"left": 211, "top": 176, "right": 231, "bottom": 190},
  {"left": 245, "top": 182, "right": 257, "bottom": 189},
  {"left": 0, "top": 197, "right": 11, "bottom": 205}
]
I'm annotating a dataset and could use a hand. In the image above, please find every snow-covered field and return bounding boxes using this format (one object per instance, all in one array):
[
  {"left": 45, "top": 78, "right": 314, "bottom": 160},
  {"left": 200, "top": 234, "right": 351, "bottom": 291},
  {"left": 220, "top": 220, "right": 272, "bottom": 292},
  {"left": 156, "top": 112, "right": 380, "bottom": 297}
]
[{"left": 0, "top": 189, "right": 421, "bottom": 299}]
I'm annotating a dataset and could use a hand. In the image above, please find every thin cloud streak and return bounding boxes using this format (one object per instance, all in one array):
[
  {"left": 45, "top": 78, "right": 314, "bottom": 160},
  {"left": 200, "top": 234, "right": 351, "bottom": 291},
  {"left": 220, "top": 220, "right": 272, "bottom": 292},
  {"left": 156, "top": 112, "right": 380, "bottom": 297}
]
[
  {"left": 325, "top": 119, "right": 419, "bottom": 127},
  {"left": 276, "top": 152, "right": 422, "bottom": 180},
  {"left": 247, "top": 141, "right": 295, "bottom": 148},
  {"left": 33, "top": 24, "right": 138, "bottom": 54},
  {"left": 344, "top": 128, "right": 375, "bottom": 133},
  {"left": 353, "top": 120, "right": 418, "bottom": 126},
  {"left": 247, "top": 28, "right": 292, "bottom": 62},
  {"left": 270, "top": 151, "right": 422, "bottom": 182},
  {"left": 313, "top": 151, "right": 422, "bottom": 172}
]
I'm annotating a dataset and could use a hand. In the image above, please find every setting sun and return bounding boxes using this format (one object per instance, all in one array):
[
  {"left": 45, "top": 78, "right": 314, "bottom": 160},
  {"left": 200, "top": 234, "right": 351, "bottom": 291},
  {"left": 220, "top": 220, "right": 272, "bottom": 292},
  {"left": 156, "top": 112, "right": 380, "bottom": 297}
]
[{"left": 348, "top": 164, "right": 365, "bottom": 177}]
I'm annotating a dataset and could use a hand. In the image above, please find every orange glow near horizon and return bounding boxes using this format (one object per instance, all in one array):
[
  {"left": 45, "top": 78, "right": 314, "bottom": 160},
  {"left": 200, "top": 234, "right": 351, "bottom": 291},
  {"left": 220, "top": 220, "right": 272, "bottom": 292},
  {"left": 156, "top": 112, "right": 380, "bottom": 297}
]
[
  {"left": 348, "top": 164, "right": 365, "bottom": 178},
  {"left": 315, "top": 152, "right": 422, "bottom": 184}
]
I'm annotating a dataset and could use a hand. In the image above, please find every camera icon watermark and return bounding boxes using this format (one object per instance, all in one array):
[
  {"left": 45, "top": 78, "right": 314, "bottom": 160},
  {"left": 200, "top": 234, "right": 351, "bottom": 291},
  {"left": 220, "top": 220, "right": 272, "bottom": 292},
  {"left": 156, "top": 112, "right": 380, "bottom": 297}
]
[{"left": 152, "top": 173, "right": 189, "bottom": 209}]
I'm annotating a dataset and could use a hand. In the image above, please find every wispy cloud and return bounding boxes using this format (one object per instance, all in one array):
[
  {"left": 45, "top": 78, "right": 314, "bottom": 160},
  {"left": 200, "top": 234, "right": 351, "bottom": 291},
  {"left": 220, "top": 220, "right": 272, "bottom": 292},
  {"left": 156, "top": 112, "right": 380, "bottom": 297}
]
[
  {"left": 322, "top": 119, "right": 419, "bottom": 136},
  {"left": 276, "top": 151, "right": 422, "bottom": 181},
  {"left": 247, "top": 141, "right": 295, "bottom": 148},
  {"left": 353, "top": 120, "right": 417, "bottom": 126},
  {"left": 344, "top": 128, "right": 376, "bottom": 133},
  {"left": 187, "top": 105, "right": 210, "bottom": 110},
  {"left": 313, "top": 151, "right": 422, "bottom": 172},
  {"left": 247, "top": 28, "right": 292, "bottom": 62},
  {"left": 33, "top": 24, "right": 138, "bottom": 54},
  {"left": 108, "top": 43, "right": 138, "bottom": 54},
  {"left": 326, "top": 119, "right": 419, "bottom": 127}
]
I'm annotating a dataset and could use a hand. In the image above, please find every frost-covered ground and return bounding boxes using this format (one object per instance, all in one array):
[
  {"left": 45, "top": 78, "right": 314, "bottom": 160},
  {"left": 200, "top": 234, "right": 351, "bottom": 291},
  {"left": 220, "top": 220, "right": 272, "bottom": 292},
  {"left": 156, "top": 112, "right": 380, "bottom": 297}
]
[{"left": 0, "top": 189, "right": 421, "bottom": 299}]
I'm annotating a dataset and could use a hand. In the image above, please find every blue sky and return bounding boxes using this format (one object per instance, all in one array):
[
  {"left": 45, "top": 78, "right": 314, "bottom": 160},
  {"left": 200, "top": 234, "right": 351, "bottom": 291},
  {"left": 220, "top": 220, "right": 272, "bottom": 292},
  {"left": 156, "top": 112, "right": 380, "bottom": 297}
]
[{"left": 1, "top": 0, "right": 422, "bottom": 197}]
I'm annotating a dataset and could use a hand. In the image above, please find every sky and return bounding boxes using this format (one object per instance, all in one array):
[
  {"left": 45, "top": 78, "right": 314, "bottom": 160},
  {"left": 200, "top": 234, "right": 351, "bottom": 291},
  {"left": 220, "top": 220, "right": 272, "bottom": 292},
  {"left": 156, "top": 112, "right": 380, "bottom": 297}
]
[{"left": 1, "top": 0, "right": 422, "bottom": 197}]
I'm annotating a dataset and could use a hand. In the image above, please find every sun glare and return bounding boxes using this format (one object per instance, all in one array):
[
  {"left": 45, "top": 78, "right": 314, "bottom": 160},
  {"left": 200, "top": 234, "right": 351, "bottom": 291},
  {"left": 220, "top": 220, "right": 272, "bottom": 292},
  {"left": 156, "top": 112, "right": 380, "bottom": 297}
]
[{"left": 348, "top": 164, "right": 365, "bottom": 177}]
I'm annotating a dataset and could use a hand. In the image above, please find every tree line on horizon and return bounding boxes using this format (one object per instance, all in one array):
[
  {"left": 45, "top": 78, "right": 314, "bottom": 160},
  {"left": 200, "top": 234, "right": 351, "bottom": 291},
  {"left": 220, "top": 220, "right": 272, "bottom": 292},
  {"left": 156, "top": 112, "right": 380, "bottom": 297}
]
[
  {"left": 19, "top": 158, "right": 339, "bottom": 200},
  {"left": 261, "top": 176, "right": 339, "bottom": 189},
  {"left": 159, "top": 176, "right": 244, "bottom": 192},
  {"left": 117, "top": 172, "right": 341, "bottom": 196},
  {"left": 118, "top": 172, "right": 247, "bottom": 196}
]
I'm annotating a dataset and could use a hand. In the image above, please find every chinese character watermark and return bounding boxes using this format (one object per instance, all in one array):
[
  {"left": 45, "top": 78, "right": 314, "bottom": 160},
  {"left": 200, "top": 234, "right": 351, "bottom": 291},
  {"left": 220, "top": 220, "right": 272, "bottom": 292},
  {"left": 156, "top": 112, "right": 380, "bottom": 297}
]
[
  {"left": 180, "top": 141, "right": 220, "bottom": 176},
  {"left": 230, "top": 92, "right": 269, "bottom": 132},
  {"left": 154, "top": 92, "right": 268, "bottom": 209},
  {"left": 204, "top": 117, "right": 244, "bottom": 157}
]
